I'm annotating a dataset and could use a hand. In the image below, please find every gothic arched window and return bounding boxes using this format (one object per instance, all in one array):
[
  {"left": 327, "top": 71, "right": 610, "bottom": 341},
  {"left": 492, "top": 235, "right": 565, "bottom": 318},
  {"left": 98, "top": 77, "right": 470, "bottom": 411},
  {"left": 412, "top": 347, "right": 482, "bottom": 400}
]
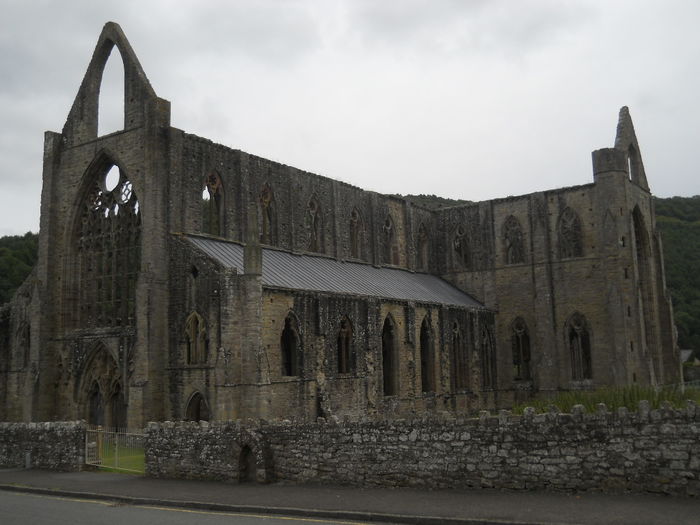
[
  {"left": 259, "top": 182, "right": 277, "bottom": 244},
  {"left": 349, "top": 208, "right": 364, "bottom": 259},
  {"left": 452, "top": 321, "right": 469, "bottom": 390},
  {"left": 382, "top": 315, "right": 398, "bottom": 395},
  {"left": 453, "top": 225, "right": 470, "bottom": 270},
  {"left": 383, "top": 215, "right": 398, "bottom": 265},
  {"left": 558, "top": 207, "right": 583, "bottom": 259},
  {"left": 337, "top": 317, "right": 353, "bottom": 374},
  {"left": 185, "top": 312, "right": 208, "bottom": 365},
  {"left": 480, "top": 326, "right": 496, "bottom": 390},
  {"left": 419, "top": 316, "right": 435, "bottom": 393},
  {"left": 306, "top": 196, "right": 323, "bottom": 253},
  {"left": 281, "top": 314, "right": 302, "bottom": 376},
  {"left": 567, "top": 312, "right": 592, "bottom": 380},
  {"left": 417, "top": 223, "right": 429, "bottom": 271},
  {"left": 75, "top": 161, "right": 140, "bottom": 328},
  {"left": 511, "top": 317, "right": 531, "bottom": 381},
  {"left": 202, "top": 171, "right": 224, "bottom": 236},
  {"left": 503, "top": 215, "right": 524, "bottom": 264}
]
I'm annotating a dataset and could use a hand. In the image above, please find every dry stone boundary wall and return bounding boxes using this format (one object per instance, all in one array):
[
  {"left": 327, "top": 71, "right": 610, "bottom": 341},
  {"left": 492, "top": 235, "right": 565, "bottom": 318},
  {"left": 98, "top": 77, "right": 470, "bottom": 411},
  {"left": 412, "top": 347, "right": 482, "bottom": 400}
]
[
  {"left": 145, "top": 401, "right": 700, "bottom": 497},
  {"left": 0, "top": 421, "right": 85, "bottom": 471}
]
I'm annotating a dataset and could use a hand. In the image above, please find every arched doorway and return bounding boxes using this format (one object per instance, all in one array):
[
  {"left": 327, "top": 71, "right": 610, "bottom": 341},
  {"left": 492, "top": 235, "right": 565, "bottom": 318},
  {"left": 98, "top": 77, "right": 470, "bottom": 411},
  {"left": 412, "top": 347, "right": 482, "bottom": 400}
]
[{"left": 238, "top": 445, "right": 257, "bottom": 483}]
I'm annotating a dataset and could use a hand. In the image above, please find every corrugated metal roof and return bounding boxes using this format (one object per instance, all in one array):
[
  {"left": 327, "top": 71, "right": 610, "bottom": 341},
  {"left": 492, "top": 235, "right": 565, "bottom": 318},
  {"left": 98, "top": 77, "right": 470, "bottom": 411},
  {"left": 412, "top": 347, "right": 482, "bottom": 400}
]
[{"left": 186, "top": 235, "right": 483, "bottom": 308}]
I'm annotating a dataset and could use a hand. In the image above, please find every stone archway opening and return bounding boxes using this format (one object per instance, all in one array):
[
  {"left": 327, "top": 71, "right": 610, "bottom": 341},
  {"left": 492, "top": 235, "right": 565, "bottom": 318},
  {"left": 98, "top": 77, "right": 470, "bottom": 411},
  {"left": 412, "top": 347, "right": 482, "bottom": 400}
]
[{"left": 238, "top": 445, "right": 257, "bottom": 483}]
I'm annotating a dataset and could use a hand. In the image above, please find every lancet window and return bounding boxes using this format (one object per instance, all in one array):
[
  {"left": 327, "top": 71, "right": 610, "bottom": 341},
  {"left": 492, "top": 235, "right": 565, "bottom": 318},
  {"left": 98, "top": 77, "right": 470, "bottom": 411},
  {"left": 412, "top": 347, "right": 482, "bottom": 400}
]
[
  {"left": 202, "top": 171, "right": 224, "bottom": 236},
  {"left": 259, "top": 183, "right": 277, "bottom": 245},
  {"left": 558, "top": 207, "right": 583, "bottom": 259},
  {"left": 185, "top": 312, "right": 208, "bottom": 365},
  {"left": 568, "top": 312, "right": 592, "bottom": 380},
  {"left": 452, "top": 321, "right": 469, "bottom": 390},
  {"left": 349, "top": 208, "right": 364, "bottom": 259},
  {"left": 480, "top": 326, "right": 496, "bottom": 390},
  {"left": 337, "top": 317, "right": 353, "bottom": 374},
  {"left": 511, "top": 317, "right": 531, "bottom": 381},
  {"left": 503, "top": 215, "right": 525, "bottom": 264},
  {"left": 453, "top": 225, "right": 470, "bottom": 269},
  {"left": 419, "top": 316, "right": 435, "bottom": 393},
  {"left": 281, "top": 314, "right": 302, "bottom": 376},
  {"left": 382, "top": 315, "right": 398, "bottom": 395},
  {"left": 76, "top": 162, "right": 140, "bottom": 328},
  {"left": 417, "top": 223, "right": 429, "bottom": 271},
  {"left": 383, "top": 215, "right": 398, "bottom": 265},
  {"left": 307, "top": 197, "right": 323, "bottom": 253}
]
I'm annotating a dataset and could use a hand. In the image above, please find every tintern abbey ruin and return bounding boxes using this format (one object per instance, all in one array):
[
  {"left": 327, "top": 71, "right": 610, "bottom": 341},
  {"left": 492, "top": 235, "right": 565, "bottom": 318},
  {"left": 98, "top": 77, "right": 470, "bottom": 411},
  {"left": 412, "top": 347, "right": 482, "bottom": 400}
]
[{"left": 0, "top": 23, "right": 680, "bottom": 429}]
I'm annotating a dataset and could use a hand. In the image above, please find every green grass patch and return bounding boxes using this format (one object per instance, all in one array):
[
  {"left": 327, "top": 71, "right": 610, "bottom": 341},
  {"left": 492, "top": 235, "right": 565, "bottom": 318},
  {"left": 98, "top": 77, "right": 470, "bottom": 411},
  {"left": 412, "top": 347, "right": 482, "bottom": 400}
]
[
  {"left": 512, "top": 385, "right": 700, "bottom": 414},
  {"left": 97, "top": 444, "right": 145, "bottom": 474}
]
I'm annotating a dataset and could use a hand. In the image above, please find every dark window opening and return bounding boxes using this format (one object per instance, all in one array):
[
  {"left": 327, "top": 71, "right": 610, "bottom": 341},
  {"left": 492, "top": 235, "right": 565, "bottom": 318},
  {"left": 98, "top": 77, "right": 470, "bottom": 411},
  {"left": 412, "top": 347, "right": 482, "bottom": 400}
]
[
  {"left": 419, "top": 317, "right": 435, "bottom": 393},
  {"left": 281, "top": 315, "right": 301, "bottom": 376},
  {"left": 239, "top": 445, "right": 257, "bottom": 483},
  {"left": 337, "top": 317, "right": 353, "bottom": 374},
  {"left": 481, "top": 326, "right": 495, "bottom": 390},
  {"left": 382, "top": 316, "right": 398, "bottom": 395},
  {"left": 452, "top": 321, "right": 469, "bottom": 390},
  {"left": 511, "top": 317, "right": 531, "bottom": 381},
  {"left": 202, "top": 172, "right": 224, "bottom": 236},
  {"left": 307, "top": 197, "right": 323, "bottom": 252},
  {"left": 417, "top": 223, "right": 429, "bottom": 271},
  {"left": 349, "top": 208, "right": 364, "bottom": 259},
  {"left": 453, "top": 225, "right": 470, "bottom": 270},
  {"left": 568, "top": 313, "right": 592, "bottom": 380},
  {"left": 259, "top": 183, "right": 277, "bottom": 244},
  {"left": 185, "top": 312, "right": 208, "bottom": 365}
]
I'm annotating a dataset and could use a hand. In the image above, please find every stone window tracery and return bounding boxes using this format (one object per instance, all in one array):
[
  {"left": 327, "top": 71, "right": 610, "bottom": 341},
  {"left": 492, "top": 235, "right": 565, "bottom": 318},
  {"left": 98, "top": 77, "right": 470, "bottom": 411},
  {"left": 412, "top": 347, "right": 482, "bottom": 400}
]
[
  {"left": 185, "top": 312, "right": 208, "bottom": 365},
  {"left": 202, "top": 171, "right": 224, "bottom": 237},
  {"left": 568, "top": 312, "right": 592, "bottom": 380},
  {"left": 306, "top": 197, "right": 323, "bottom": 253},
  {"left": 337, "top": 317, "right": 353, "bottom": 374},
  {"left": 76, "top": 163, "right": 140, "bottom": 328},
  {"left": 349, "top": 208, "right": 364, "bottom": 259},
  {"left": 503, "top": 215, "right": 525, "bottom": 264},
  {"left": 452, "top": 225, "right": 470, "bottom": 270},
  {"left": 511, "top": 317, "right": 531, "bottom": 381},
  {"left": 281, "top": 314, "right": 301, "bottom": 376},
  {"left": 558, "top": 207, "right": 583, "bottom": 259},
  {"left": 259, "top": 183, "right": 277, "bottom": 245},
  {"left": 452, "top": 321, "right": 469, "bottom": 390}
]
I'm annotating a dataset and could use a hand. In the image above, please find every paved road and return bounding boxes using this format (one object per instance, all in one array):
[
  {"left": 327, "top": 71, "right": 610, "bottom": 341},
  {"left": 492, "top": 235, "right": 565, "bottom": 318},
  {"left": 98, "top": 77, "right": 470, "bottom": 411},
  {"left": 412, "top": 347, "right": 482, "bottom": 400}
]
[{"left": 0, "top": 490, "right": 377, "bottom": 525}]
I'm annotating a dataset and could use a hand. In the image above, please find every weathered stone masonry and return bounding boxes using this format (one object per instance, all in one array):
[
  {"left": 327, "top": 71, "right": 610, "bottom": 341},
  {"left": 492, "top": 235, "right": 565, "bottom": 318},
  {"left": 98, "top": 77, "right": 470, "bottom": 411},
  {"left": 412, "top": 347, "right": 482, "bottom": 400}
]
[
  {"left": 145, "top": 401, "right": 700, "bottom": 497},
  {"left": 0, "top": 421, "right": 85, "bottom": 471}
]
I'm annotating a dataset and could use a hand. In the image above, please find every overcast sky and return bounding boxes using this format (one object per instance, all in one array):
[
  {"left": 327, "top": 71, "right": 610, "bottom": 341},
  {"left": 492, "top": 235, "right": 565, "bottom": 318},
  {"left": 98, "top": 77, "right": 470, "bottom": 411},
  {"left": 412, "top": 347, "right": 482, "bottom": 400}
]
[{"left": 1, "top": 0, "right": 699, "bottom": 236}]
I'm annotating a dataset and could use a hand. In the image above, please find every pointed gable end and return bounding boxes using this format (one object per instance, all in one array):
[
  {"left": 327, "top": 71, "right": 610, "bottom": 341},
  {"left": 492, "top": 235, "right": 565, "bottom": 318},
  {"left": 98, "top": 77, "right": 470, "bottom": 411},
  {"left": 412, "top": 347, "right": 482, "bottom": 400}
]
[
  {"left": 614, "top": 106, "right": 649, "bottom": 191},
  {"left": 62, "top": 21, "right": 170, "bottom": 147}
]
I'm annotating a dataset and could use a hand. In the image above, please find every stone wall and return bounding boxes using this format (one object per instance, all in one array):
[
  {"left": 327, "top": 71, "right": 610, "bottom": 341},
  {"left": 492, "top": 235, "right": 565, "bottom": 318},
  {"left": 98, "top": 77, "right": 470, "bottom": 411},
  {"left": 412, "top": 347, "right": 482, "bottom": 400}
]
[
  {"left": 0, "top": 421, "right": 85, "bottom": 471},
  {"left": 145, "top": 401, "right": 700, "bottom": 497}
]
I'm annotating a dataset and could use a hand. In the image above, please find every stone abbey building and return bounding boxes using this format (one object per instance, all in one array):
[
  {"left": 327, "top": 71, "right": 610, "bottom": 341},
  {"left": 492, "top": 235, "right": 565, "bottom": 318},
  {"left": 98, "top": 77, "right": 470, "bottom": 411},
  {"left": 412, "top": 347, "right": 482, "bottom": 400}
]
[{"left": 0, "top": 23, "right": 680, "bottom": 429}]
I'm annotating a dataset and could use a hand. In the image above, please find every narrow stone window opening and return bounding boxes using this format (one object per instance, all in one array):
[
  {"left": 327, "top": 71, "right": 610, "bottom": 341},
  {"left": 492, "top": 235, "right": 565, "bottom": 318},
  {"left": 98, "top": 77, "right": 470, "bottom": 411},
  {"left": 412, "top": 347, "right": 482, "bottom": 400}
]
[
  {"left": 259, "top": 183, "right": 277, "bottom": 244},
  {"left": 349, "top": 208, "right": 364, "bottom": 259},
  {"left": 281, "top": 314, "right": 301, "bottom": 376},
  {"left": 481, "top": 326, "right": 496, "bottom": 390},
  {"left": 452, "top": 321, "right": 469, "bottom": 390},
  {"left": 185, "top": 312, "right": 208, "bottom": 365},
  {"left": 97, "top": 46, "right": 125, "bottom": 136},
  {"left": 382, "top": 315, "right": 398, "bottom": 395},
  {"left": 559, "top": 207, "right": 583, "bottom": 259},
  {"left": 307, "top": 197, "right": 323, "bottom": 253},
  {"left": 419, "top": 316, "right": 435, "bottom": 393},
  {"left": 453, "top": 225, "right": 470, "bottom": 270},
  {"left": 568, "top": 313, "right": 592, "bottom": 380},
  {"left": 417, "top": 223, "right": 429, "bottom": 271},
  {"left": 337, "top": 317, "right": 353, "bottom": 374},
  {"left": 511, "top": 317, "right": 531, "bottom": 381},
  {"left": 202, "top": 172, "right": 224, "bottom": 236},
  {"left": 503, "top": 215, "right": 525, "bottom": 264},
  {"left": 382, "top": 215, "right": 398, "bottom": 265}
]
